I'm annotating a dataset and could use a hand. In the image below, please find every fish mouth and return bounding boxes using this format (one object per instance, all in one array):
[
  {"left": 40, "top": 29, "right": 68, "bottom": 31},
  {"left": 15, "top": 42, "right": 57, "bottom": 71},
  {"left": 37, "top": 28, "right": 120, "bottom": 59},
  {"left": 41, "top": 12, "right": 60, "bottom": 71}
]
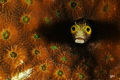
[
  {"left": 75, "top": 37, "right": 85, "bottom": 44},
  {"left": 76, "top": 38, "right": 84, "bottom": 40}
]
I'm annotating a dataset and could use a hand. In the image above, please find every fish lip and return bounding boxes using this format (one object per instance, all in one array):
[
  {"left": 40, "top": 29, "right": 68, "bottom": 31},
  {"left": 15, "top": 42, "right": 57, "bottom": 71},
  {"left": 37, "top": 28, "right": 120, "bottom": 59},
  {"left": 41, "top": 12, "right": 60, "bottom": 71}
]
[
  {"left": 75, "top": 37, "right": 85, "bottom": 44},
  {"left": 75, "top": 37, "right": 84, "bottom": 40}
]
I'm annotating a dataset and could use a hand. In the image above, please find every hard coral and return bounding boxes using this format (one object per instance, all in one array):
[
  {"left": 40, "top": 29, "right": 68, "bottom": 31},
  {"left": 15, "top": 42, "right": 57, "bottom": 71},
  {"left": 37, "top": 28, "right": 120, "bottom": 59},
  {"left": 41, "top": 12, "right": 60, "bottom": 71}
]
[
  {"left": 29, "top": 59, "right": 54, "bottom": 80},
  {"left": 0, "top": 0, "right": 119, "bottom": 79},
  {"left": 51, "top": 64, "right": 71, "bottom": 80},
  {"left": 64, "top": 0, "right": 84, "bottom": 20},
  {"left": 0, "top": 44, "right": 28, "bottom": 71}
]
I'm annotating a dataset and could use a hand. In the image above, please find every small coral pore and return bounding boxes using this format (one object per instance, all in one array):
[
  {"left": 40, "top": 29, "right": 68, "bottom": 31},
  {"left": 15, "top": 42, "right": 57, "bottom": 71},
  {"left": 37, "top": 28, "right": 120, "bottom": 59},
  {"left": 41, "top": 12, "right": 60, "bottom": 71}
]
[
  {"left": 2, "top": 30, "right": 10, "bottom": 40},
  {"left": 57, "top": 69, "right": 64, "bottom": 77},
  {"left": 56, "top": 9, "right": 61, "bottom": 18},
  {"left": 61, "top": 56, "right": 68, "bottom": 62},
  {"left": 70, "top": 1, "right": 78, "bottom": 9},
  {"left": 45, "top": 17, "right": 50, "bottom": 24},
  {"left": 0, "top": 0, "right": 7, "bottom": 3},
  {"left": 51, "top": 46, "right": 58, "bottom": 50},
  {"left": 105, "top": 55, "right": 111, "bottom": 61},
  {"left": 22, "top": 15, "right": 31, "bottom": 24},
  {"left": 101, "top": 2, "right": 109, "bottom": 13},
  {"left": 33, "top": 34, "right": 41, "bottom": 39},
  {"left": 79, "top": 73, "right": 84, "bottom": 79},
  {"left": 34, "top": 49, "right": 41, "bottom": 56},
  {"left": 40, "top": 64, "right": 47, "bottom": 72},
  {"left": 9, "top": 51, "right": 18, "bottom": 59},
  {"left": 25, "top": 0, "right": 33, "bottom": 5}
]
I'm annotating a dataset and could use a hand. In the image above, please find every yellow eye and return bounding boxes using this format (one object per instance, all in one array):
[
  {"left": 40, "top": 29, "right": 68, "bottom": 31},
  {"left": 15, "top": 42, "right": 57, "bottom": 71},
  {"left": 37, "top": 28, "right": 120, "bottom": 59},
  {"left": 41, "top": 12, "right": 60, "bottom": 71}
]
[
  {"left": 85, "top": 26, "right": 91, "bottom": 34},
  {"left": 71, "top": 25, "right": 77, "bottom": 33}
]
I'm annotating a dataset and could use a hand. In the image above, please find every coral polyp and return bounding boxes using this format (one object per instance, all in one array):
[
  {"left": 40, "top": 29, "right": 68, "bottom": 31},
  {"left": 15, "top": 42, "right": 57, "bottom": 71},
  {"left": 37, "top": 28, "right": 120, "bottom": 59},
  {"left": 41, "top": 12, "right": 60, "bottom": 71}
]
[
  {"left": 92, "top": 0, "right": 119, "bottom": 23},
  {"left": 29, "top": 59, "right": 54, "bottom": 80},
  {"left": 9, "top": 51, "right": 18, "bottom": 59},
  {"left": 0, "top": 0, "right": 7, "bottom": 3},
  {"left": 65, "top": 0, "right": 84, "bottom": 20},
  {"left": 0, "top": 45, "right": 28, "bottom": 71},
  {"left": 101, "top": 2, "right": 109, "bottom": 13},
  {"left": 28, "top": 45, "right": 50, "bottom": 63},
  {"left": 50, "top": 0, "right": 66, "bottom": 23},
  {"left": 70, "top": 1, "right": 78, "bottom": 9},
  {"left": 72, "top": 65, "right": 90, "bottom": 80},
  {"left": 33, "top": 33, "right": 41, "bottom": 40},
  {"left": 51, "top": 64, "right": 71, "bottom": 80},
  {"left": 55, "top": 51, "right": 77, "bottom": 68},
  {"left": 25, "top": 0, "right": 33, "bottom": 5},
  {"left": 93, "top": 65, "right": 109, "bottom": 79},
  {"left": 56, "top": 9, "right": 61, "bottom": 18},
  {"left": 45, "top": 17, "right": 50, "bottom": 24},
  {"left": 1, "top": 29, "right": 10, "bottom": 40},
  {"left": 0, "top": 23, "right": 21, "bottom": 45},
  {"left": 22, "top": 15, "right": 31, "bottom": 24}
]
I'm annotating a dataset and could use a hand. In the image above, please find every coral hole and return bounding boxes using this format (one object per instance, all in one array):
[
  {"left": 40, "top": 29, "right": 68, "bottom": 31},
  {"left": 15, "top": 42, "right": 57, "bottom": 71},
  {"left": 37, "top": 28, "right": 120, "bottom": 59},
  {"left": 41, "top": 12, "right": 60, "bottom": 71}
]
[
  {"left": 57, "top": 69, "right": 64, "bottom": 77},
  {"left": 40, "top": 64, "right": 47, "bottom": 72},
  {"left": 70, "top": 1, "right": 78, "bottom": 9},
  {"left": 2, "top": 30, "right": 10, "bottom": 40},
  {"left": 34, "top": 49, "right": 41, "bottom": 56},
  {"left": 9, "top": 51, "right": 18, "bottom": 59}
]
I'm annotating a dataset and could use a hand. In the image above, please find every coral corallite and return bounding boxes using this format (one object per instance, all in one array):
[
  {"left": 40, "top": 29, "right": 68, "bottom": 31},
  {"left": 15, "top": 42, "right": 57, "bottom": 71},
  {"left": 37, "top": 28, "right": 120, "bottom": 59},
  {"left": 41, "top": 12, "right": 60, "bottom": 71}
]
[
  {"left": 28, "top": 45, "right": 50, "bottom": 63},
  {"left": 92, "top": 0, "right": 119, "bottom": 23},
  {"left": 55, "top": 51, "right": 77, "bottom": 68},
  {"left": 0, "top": 45, "right": 28, "bottom": 71},
  {"left": 65, "top": 0, "right": 84, "bottom": 20},
  {"left": 29, "top": 59, "right": 54, "bottom": 80},
  {"left": 72, "top": 65, "right": 90, "bottom": 80},
  {"left": 0, "top": 23, "right": 20, "bottom": 45},
  {"left": 51, "top": 64, "right": 71, "bottom": 80},
  {"left": 50, "top": 0, "right": 66, "bottom": 23},
  {"left": 12, "top": 6, "right": 41, "bottom": 31},
  {"left": 93, "top": 65, "right": 109, "bottom": 79}
]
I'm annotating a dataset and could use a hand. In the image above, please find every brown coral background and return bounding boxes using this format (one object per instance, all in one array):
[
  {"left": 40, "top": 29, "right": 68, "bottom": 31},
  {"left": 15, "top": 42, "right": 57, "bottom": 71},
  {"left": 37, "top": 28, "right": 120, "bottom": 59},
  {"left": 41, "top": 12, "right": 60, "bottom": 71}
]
[{"left": 0, "top": 0, "right": 120, "bottom": 80}]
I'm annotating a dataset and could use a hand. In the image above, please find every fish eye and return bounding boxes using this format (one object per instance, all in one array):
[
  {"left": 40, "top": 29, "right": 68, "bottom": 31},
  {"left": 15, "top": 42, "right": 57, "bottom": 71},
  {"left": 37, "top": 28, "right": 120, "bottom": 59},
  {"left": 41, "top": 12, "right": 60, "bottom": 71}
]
[
  {"left": 85, "top": 26, "right": 91, "bottom": 34},
  {"left": 87, "top": 27, "right": 90, "bottom": 32},
  {"left": 71, "top": 25, "right": 77, "bottom": 33},
  {"left": 72, "top": 27, "right": 75, "bottom": 31}
]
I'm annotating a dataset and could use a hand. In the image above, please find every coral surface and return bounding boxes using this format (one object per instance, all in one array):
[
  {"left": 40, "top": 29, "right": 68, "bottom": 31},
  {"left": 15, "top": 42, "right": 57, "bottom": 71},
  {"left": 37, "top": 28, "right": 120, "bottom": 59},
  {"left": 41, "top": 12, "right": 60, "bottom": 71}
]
[{"left": 0, "top": 0, "right": 120, "bottom": 80}]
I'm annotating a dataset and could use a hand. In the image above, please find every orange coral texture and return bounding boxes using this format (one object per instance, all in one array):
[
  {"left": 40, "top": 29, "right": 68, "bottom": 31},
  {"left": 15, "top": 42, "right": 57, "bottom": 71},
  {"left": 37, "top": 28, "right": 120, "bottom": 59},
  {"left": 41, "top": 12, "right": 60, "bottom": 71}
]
[{"left": 0, "top": 0, "right": 120, "bottom": 80}]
